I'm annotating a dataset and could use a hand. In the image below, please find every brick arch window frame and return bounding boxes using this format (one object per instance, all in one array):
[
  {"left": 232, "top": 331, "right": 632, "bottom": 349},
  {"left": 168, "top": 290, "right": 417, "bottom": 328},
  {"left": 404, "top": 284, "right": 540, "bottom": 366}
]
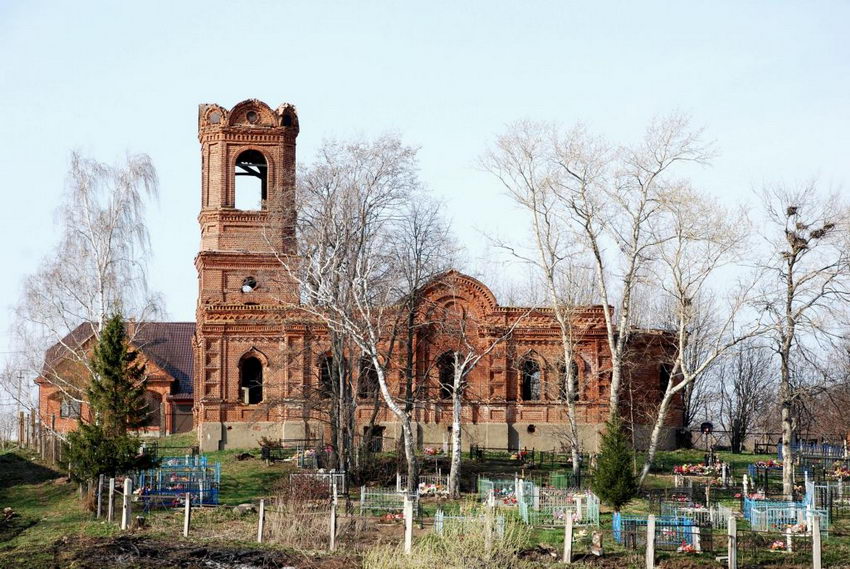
[
  {"left": 558, "top": 358, "right": 583, "bottom": 402},
  {"left": 519, "top": 356, "right": 542, "bottom": 401},
  {"left": 239, "top": 350, "right": 267, "bottom": 405},
  {"left": 233, "top": 148, "right": 271, "bottom": 210},
  {"left": 436, "top": 351, "right": 457, "bottom": 400}
]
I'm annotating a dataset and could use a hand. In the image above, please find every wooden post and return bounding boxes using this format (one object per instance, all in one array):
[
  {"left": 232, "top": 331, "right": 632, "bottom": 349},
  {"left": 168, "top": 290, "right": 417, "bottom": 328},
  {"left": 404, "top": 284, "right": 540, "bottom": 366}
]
[
  {"left": 18, "top": 411, "right": 24, "bottom": 447},
  {"left": 121, "top": 477, "right": 133, "bottom": 530},
  {"left": 562, "top": 514, "right": 573, "bottom": 564},
  {"left": 30, "top": 411, "right": 36, "bottom": 451},
  {"left": 645, "top": 514, "right": 655, "bottom": 569},
  {"left": 403, "top": 493, "right": 413, "bottom": 555},
  {"left": 812, "top": 514, "right": 822, "bottom": 569},
  {"left": 329, "top": 497, "right": 337, "bottom": 551},
  {"left": 50, "top": 415, "right": 57, "bottom": 465},
  {"left": 96, "top": 474, "right": 104, "bottom": 518},
  {"left": 257, "top": 498, "right": 265, "bottom": 543},
  {"left": 727, "top": 515, "right": 737, "bottom": 569},
  {"left": 159, "top": 400, "right": 167, "bottom": 438},
  {"left": 107, "top": 478, "right": 115, "bottom": 522},
  {"left": 183, "top": 493, "right": 191, "bottom": 537}
]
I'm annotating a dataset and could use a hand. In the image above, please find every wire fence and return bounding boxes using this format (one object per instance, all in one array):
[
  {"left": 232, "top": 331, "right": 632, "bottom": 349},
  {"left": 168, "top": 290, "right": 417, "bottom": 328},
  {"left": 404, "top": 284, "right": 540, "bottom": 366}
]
[
  {"left": 359, "top": 486, "right": 419, "bottom": 516},
  {"left": 434, "top": 510, "right": 506, "bottom": 537}
]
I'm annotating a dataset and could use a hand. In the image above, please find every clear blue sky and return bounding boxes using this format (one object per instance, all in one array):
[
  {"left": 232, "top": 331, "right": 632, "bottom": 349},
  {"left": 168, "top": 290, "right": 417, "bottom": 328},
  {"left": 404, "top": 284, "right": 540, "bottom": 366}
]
[{"left": 1, "top": 1, "right": 848, "bottom": 370}]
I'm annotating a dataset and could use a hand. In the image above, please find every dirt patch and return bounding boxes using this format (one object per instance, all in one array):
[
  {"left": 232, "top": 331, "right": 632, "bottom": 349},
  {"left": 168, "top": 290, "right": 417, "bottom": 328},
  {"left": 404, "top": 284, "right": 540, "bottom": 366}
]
[{"left": 48, "top": 536, "right": 360, "bottom": 569}]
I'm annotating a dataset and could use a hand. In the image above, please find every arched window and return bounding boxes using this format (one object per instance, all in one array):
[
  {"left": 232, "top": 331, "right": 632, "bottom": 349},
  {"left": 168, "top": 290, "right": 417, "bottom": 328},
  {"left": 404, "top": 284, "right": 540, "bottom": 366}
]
[
  {"left": 239, "top": 356, "right": 263, "bottom": 404},
  {"left": 558, "top": 360, "right": 581, "bottom": 402},
  {"left": 358, "top": 356, "right": 379, "bottom": 400},
  {"left": 659, "top": 364, "right": 673, "bottom": 393},
  {"left": 437, "top": 352, "right": 456, "bottom": 400},
  {"left": 521, "top": 359, "right": 541, "bottom": 401},
  {"left": 319, "top": 355, "right": 334, "bottom": 399},
  {"left": 234, "top": 149, "right": 268, "bottom": 210}
]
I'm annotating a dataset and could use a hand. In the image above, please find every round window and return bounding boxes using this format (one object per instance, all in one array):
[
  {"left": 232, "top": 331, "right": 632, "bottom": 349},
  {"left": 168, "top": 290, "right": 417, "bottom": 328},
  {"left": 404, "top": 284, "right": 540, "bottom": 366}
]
[
  {"left": 241, "top": 276, "right": 258, "bottom": 293},
  {"left": 246, "top": 110, "right": 259, "bottom": 124}
]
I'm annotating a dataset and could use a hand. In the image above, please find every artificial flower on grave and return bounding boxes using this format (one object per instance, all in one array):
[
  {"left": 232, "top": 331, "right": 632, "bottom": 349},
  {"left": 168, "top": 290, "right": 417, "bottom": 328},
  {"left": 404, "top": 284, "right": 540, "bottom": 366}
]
[
  {"left": 828, "top": 465, "right": 850, "bottom": 480},
  {"left": 673, "top": 463, "right": 715, "bottom": 476},
  {"left": 787, "top": 522, "right": 807, "bottom": 534},
  {"left": 753, "top": 460, "right": 782, "bottom": 470},
  {"left": 677, "top": 541, "right": 697, "bottom": 554},
  {"left": 423, "top": 447, "right": 438, "bottom": 456},
  {"left": 769, "top": 540, "right": 786, "bottom": 551}
]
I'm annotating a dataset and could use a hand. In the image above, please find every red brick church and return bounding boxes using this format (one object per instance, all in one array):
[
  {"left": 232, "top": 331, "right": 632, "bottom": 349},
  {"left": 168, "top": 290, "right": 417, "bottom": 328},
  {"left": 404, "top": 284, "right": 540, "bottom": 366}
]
[{"left": 37, "top": 99, "right": 683, "bottom": 453}]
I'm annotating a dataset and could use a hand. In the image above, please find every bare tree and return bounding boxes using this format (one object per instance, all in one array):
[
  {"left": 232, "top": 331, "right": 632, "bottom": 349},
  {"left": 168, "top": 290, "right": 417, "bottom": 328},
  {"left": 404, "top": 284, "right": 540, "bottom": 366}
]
[
  {"left": 3, "top": 152, "right": 161, "bottom": 416},
  {"left": 483, "top": 124, "right": 599, "bottom": 473},
  {"left": 756, "top": 183, "right": 850, "bottom": 498},
  {"left": 421, "top": 277, "right": 529, "bottom": 497},
  {"left": 485, "top": 116, "right": 712, "bottom": 429},
  {"left": 278, "top": 135, "right": 430, "bottom": 493},
  {"left": 717, "top": 340, "right": 774, "bottom": 453},
  {"left": 638, "top": 187, "right": 762, "bottom": 485}
]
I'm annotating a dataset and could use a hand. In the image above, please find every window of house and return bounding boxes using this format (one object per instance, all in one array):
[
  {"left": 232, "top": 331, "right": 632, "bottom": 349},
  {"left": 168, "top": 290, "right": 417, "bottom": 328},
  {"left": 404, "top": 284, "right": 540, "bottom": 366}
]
[
  {"left": 521, "top": 359, "right": 541, "bottom": 401},
  {"left": 60, "top": 398, "right": 81, "bottom": 419},
  {"left": 141, "top": 393, "right": 161, "bottom": 427},
  {"left": 240, "top": 356, "right": 263, "bottom": 404},
  {"left": 234, "top": 149, "right": 268, "bottom": 210}
]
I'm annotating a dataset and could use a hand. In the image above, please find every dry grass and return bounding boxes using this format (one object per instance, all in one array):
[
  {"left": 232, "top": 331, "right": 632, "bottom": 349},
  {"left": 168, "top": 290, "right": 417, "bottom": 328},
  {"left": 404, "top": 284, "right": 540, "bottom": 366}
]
[{"left": 363, "top": 507, "right": 533, "bottom": 569}]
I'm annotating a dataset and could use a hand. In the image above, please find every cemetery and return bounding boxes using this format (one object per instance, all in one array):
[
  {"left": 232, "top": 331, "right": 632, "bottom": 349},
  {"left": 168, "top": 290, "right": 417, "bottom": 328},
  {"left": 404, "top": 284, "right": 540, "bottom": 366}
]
[{"left": 6, "top": 424, "right": 850, "bottom": 568}]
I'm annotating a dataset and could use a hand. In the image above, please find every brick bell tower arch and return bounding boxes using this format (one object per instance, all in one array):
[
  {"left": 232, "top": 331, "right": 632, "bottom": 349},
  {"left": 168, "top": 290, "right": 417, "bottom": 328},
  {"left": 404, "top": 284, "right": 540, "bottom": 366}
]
[{"left": 194, "top": 99, "right": 300, "bottom": 451}]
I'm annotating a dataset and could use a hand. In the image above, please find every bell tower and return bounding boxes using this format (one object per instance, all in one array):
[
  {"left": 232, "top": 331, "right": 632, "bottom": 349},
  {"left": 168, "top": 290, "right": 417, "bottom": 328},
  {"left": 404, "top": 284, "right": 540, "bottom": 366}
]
[{"left": 194, "top": 99, "right": 300, "bottom": 451}]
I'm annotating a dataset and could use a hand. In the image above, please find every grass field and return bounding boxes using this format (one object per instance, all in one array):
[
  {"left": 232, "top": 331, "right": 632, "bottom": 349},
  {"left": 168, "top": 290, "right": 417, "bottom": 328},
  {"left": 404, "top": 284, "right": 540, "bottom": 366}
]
[{"left": 1, "top": 432, "right": 846, "bottom": 568}]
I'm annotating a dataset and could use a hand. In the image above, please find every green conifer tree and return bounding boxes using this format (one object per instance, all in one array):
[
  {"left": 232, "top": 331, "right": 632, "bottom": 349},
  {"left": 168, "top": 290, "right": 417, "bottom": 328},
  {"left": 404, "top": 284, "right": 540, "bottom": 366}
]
[
  {"left": 591, "top": 416, "right": 638, "bottom": 511},
  {"left": 87, "top": 313, "right": 147, "bottom": 436},
  {"left": 65, "top": 313, "right": 153, "bottom": 481}
]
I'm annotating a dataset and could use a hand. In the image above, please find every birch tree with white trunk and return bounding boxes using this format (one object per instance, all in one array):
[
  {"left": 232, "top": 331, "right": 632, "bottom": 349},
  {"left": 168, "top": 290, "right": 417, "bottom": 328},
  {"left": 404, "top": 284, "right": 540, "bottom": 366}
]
[
  {"left": 638, "top": 187, "right": 762, "bottom": 485},
  {"left": 755, "top": 183, "right": 850, "bottom": 499},
  {"left": 4, "top": 152, "right": 161, "bottom": 414},
  {"left": 483, "top": 121, "right": 598, "bottom": 473},
  {"left": 423, "top": 283, "right": 529, "bottom": 498},
  {"left": 278, "top": 135, "right": 437, "bottom": 493}
]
